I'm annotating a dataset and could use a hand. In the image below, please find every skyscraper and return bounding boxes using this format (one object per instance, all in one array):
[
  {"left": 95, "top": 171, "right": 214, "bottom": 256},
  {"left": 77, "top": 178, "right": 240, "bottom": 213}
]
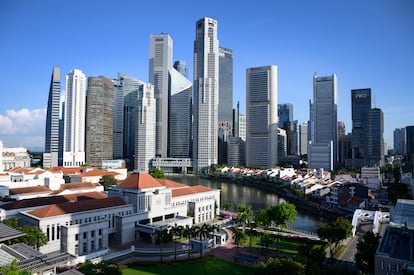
[
  {"left": 406, "top": 126, "right": 414, "bottom": 161},
  {"left": 85, "top": 76, "right": 114, "bottom": 167},
  {"left": 394, "top": 128, "right": 406, "bottom": 156},
  {"left": 135, "top": 83, "right": 156, "bottom": 172},
  {"left": 351, "top": 88, "right": 371, "bottom": 164},
  {"left": 112, "top": 78, "right": 124, "bottom": 160},
  {"left": 278, "top": 103, "right": 295, "bottom": 155},
  {"left": 246, "top": 65, "right": 278, "bottom": 169},
  {"left": 63, "top": 69, "right": 86, "bottom": 167},
  {"left": 119, "top": 73, "right": 144, "bottom": 170},
  {"left": 278, "top": 103, "right": 293, "bottom": 129},
  {"left": 367, "top": 108, "right": 384, "bottom": 166},
  {"left": 173, "top": 60, "right": 188, "bottom": 78},
  {"left": 298, "top": 122, "right": 308, "bottom": 156},
  {"left": 168, "top": 67, "right": 192, "bottom": 158},
  {"left": 308, "top": 73, "right": 338, "bottom": 170},
  {"left": 43, "top": 66, "right": 61, "bottom": 168},
  {"left": 149, "top": 33, "right": 173, "bottom": 158},
  {"left": 193, "top": 17, "right": 219, "bottom": 172}
]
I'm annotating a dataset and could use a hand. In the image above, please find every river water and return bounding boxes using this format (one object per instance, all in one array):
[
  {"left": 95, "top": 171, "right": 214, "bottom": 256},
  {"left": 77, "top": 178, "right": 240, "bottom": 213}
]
[{"left": 167, "top": 175, "right": 327, "bottom": 233}]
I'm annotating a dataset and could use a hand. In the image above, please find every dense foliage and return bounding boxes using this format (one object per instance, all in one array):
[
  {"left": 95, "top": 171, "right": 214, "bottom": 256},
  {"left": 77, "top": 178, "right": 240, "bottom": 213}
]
[{"left": 355, "top": 231, "right": 381, "bottom": 274}]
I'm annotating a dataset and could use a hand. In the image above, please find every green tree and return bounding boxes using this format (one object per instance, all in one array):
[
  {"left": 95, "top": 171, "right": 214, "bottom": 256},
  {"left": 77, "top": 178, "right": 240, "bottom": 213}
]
[
  {"left": 267, "top": 202, "right": 297, "bottom": 228},
  {"left": 254, "top": 208, "right": 270, "bottom": 228},
  {"left": 3, "top": 217, "right": 19, "bottom": 228},
  {"left": 20, "top": 225, "right": 48, "bottom": 249},
  {"left": 99, "top": 175, "right": 117, "bottom": 191},
  {"left": 317, "top": 217, "right": 353, "bottom": 261},
  {"left": 232, "top": 227, "right": 245, "bottom": 254},
  {"left": 183, "top": 225, "right": 197, "bottom": 259},
  {"left": 171, "top": 224, "right": 183, "bottom": 261},
  {"left": 235, "top": 204, "right": 252, "bottom": 234},
  {"left": 149, "top": 168, "right": 165, "bottom": 179},
  {"left": 78, "top": 260, "right": 121, "bottom": 275},
  {"left": 195, "top": 224, "right": 211, "bottom": 258},
  {"left": 153, "top": 225, "right": 170, "bottom": 262},
  {"left": 355, "top": 231, "right": 381, "bottom": 274},
  {"left": 0, "top": 259, "right": 21, "bottom": 275},
  {"left": 257, "top": 257, "right": 305, "bottom": 275}
]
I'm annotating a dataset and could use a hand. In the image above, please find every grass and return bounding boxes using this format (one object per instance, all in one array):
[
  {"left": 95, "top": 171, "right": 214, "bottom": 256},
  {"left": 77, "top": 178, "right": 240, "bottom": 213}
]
[{"left": 121, "top": 256, "right": 255, "bottom": 275}]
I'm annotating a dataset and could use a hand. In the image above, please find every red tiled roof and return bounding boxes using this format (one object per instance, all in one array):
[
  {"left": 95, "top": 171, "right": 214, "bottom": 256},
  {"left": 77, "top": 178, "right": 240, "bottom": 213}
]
[
  {"left": 117, "top": 173, "right": 163, "bottom": 189},
  {"left": 1, "top": 192, "right": 108, "bottom": 210},
  {"left": 50, "top": 182, "right": 102, "bottom": 195},
  {"left": 156, "top": 178, "right": 187, "bottom": 189},
  {"left": 79, "top": 170, "right": 119, "bottom": 177},
  {"left": 9, "top": 186, "right": 51, "bottom": 195},
  {"left": 171, "top": 185, "right": 213, "bottom": 197},
  {"left": 27, "top": 197, "right": 126, "bottom": 218},
  {"left": 47, "top": 166, "right": 84, "bottom": 174}
]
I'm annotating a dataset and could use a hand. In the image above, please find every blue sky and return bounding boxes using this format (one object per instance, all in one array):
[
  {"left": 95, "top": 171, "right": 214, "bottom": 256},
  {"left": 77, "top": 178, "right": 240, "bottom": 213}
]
[{"left": 0, "top": 0, "right": 413, "bottom": 150}]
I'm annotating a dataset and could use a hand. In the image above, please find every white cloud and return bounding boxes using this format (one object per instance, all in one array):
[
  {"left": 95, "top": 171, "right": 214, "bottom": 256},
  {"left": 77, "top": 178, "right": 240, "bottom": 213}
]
[{"left": 0, "top": 108, "right": 46, "bottom": 149}]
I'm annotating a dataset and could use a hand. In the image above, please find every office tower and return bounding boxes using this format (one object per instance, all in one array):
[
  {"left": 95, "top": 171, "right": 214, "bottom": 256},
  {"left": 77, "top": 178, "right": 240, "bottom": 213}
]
[
  {"left": 63, "top": 69, "right": 86, "bottom": 167},
  {"left": 85, "top": 76, "right": 114, "bottom": 167},
  {"left": 112, "top": 78, "right": 124, "bottom": 159},
  {"left": 58, "top": 93, "right": 65, "bottom": 166},
  {"left": 233, "top": 102, "right": 240, "bottom": 137},
  {"left": 239, "top": 114, "right": 246, "bottom": 141},
  {"left": 394, "top": 128, "right": 406, "bottom": 155},
  {"left": 367, "top": 108, "right": 384, "bottom": 166},
  {"left": 193, "top": 17, "right": 219, "bottom": 172},
  {"left": 339, "top": 133, "right": 352, "bottom": 167},
  {"left": 43, "top": 66, "right": 61, "bottom": 168},
  {"left": 351, "top": 88, "right": 371, "bottom": 166},
  {"left": 149, "top": 33, "right": 173, "bottom": 158},
  {"left": 308, "top": 73, "right": 338, "bottom": 170},
  {"left": 278, "top": 128, "right": 287, "bottom": 157},
  {"left": 135, "top": 83, "right": 156, "bottom": 172},
  {"left": 338, "top": 121, "right": 346, "bottom": 137},
  {"left": 227, "top": 136, "right": 245, "bottom": 167},
  {"left": 406, "top": 126, "right": 414, "bottom": 161},
  {"left": 246, "top": 65, "right": 278, "bottom": 169},
  {"left": 119, "top": 73, "right": 144, "bottom": 170},
  {"left": 298, "top": 122, "right": 308, "bottom": 156},
  {"left": 278, "top": 103, "right": 293, "bottom": 128},
  {"left": 173, "top": 60, "right": 188, "bottom": 78},
  {"left": 168, "top": 68, "right": 192, "bottom": 158}
]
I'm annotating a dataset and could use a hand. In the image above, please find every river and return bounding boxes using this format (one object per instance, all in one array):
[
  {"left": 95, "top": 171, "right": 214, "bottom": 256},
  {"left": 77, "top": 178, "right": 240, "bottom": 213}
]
[{"left": 167, "top": 175, "right": 328, "bottom": 233}]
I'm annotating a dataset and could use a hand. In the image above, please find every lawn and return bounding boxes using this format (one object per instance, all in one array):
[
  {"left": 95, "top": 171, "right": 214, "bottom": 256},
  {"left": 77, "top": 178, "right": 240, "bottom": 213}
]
[{"left": 121, "top": 256, "right": 255, "bottom": 275}]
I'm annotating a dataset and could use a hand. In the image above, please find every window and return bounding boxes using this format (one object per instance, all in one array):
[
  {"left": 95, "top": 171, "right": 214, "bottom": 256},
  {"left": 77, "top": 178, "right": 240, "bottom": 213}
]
[
  {"left": 91, "top": 230, "right": 95, "bottom": 237},
  {"left": 83, "top": 232, "right": 87, "bottom": 239},
  {"left": 99, "top": 229, "right": 102, "bottom": 236},
  {"left": 75, "top": 234, "right": 79, "bottom": 241}
]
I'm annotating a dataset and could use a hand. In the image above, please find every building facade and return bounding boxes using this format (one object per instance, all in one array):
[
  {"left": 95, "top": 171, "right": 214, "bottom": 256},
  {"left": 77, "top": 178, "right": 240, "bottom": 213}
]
[
  {"left": 149, "top": 34, "right": 173, "bottom": 158},
  {"left": 367, "top": 108, "right": 384, "bottom": 166},
  {"left": 193, "top": 17, "right": 219, "bottom": 172},
  {"left": 406, "top": 126, "right": 414, "bottom": 161},
  {"left": 308, "top": 73, "right": 338, "bottom": 170},
  {"left": 135, "top": 83, "right": 156, "bottom": 172},
  {"left": 85, "top": 76, "right": 114, "bottom": 167},
  {"left": 246, "top": 65, "right": 278, "bottom": 169},
  {"left": 393, "top": 128, "right": 406, "bottom": 156},
  {"left": 43, "top": 66, "right": 61, "bottom": 169},
  {"left": 112, "top": 78, "right": 124, "bottom": 160},
  {"left": 63, "top": 69, "right": 86, "bottom": 167},
  {"left": 168, "top": 68, "right": 192, "bottom": 158},
  {"left": 298, "top": 122, "right": 308, "bottom": 156}
]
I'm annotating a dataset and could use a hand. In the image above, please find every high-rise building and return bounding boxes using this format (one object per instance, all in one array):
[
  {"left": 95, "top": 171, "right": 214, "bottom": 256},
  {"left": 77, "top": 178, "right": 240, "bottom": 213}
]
[
  {"left": 149, "top": 33, "right": 173, "bottom": 158},
  {"left": 394, "top": 128, "right": 406, "bottom": 155},
  {"left": 406, "top": 126, "right": 414, "bottom": 161},
  {"left": 246, "top": 65, "right": 278, "bottom": 169},
  {"left": 278, "top": 103, "right": 293, "bottom": 128},
  {"left": 298, "top": 122, "right": 308, "bottom": 156},
  {"left": 63, "top": 69, "right": 86, "bottom": 167},
  {"left": 168, "top": 68, "right": 192, "bottom": 158},
  {"left": 193, "top": 17, "right": 219, "bottom": 172},
  {"left": 135, "top": 83, "right": 156, "bottom": 172},
  {"left": 119, "top": 73, "right": 145, "bottom": 170},
  {"left": 239, "top": 114, "right": 246, "bottom": 141},
  {"left": 173, "top": 60, "right": 188, "bottom": 78},
  {"left": 367, "top": 108, "right": 384, "bottom": 166},
  {"left": 338, "top": 121, "right": 346, "bottom": 137},
  {"left": 85, "top": 76, "right": 114, "bottom": 167},
  {"left": 351, "top": 88, "right": 371, "bottom": 165},
  {"left": 308, "top": 73, "right": 338, "bottom": 170},
  {"left": 43, "top": 66, "right": 61, "bottom": 168},
  {"left": 112, "top": 78, "right": 124, "bottom": 160}
]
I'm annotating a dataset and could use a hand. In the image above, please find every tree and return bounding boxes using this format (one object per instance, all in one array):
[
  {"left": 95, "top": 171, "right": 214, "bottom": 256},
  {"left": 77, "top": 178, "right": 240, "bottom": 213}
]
[
  {"left": 171, "top": 224, "right": 183, "bottom": 261},
  {"left": 153, "top": 225, "right": 170, "bottom": 262},
  {"left": 235, "top": 204, "right": 252, "bottom": 234},
  {"left": 355, "top": 231, "right": 381, "bottom": 274},
  {"left": 267, "top": 202, "right": 297, "bottom": 228},
  {"left": 254, "top": 208, "right": 270, "bottom": 228},
  {"left": 257, "top": 257, "right": 305, "bottom": 275},
  {"left": 20, "top": 225, "right": 48, "bottom": 249},
  {"left": 183, "top": 225, "right": 197, "bottom": 259},
  {"left": 149, "top": 168, "right": 165, "bottom": 179},
  {"left": 195, "top": 224, "right": 211, "bottom": 258},
  {"left": 0, "top": 259, "right": 21, "bottom": 275},
  {"left": 78, "top": 260, "right": 121, "bottom": 275},
  {"left": 99, "top": 175, "right": 117, "bottom": 191},
  {"left": 317, "top": 217, "right": 352, "bottom": 261},
  {"left": 232, "top": 227, "right": 245, "bottom": 254}
]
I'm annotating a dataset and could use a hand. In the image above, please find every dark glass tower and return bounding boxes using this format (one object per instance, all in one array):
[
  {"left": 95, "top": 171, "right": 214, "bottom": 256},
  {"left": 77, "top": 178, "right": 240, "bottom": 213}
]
[
  {"left": 351, "top": 88, "right": 371, "bottom": 162},
  {"left": 406, "top": 126, "right": 414, "bottom": 161},
  {"left": 43, "top": 66, "right": 61, "bottom": 168}
]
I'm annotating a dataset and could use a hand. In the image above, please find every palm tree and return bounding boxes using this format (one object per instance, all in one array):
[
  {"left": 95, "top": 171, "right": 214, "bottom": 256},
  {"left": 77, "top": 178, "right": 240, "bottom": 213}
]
[
  {"left": 183, "top": 225, "right": 197, "bottom": 259},
  {"left": 171, "top": 224, "right": 183, "bottom": 261},
  {"left": 235, "top": 204, "right": 251, "bottom": 235},
  {"left": 232, "top": 227, "right": 245, "bottom": 255},
  {"left": 154, "top": 225, "right": 169, "bottom": 262},
  {"left": 195, "top": 224, "right": 210, "bottom": 258}
]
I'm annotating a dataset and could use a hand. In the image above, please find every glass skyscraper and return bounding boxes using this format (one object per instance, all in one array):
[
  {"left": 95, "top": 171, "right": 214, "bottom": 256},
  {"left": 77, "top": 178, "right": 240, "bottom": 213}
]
[
  {"left": 246, "top": 65, "right": 278, "bottom": 169},
  {"left": 351, "top": 88, "right": 371, "bottom": 162},
  {"left": 193, "top": 17, "right": 219, "bottom": 172},
  {"left": 43, "top": 66, "right": 61, "bottom": 168}
]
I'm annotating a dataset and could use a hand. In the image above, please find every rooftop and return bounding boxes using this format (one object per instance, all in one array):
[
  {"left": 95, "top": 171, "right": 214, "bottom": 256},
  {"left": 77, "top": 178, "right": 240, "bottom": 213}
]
[
  {"left": 0, "top": 223, "right": 26, "bottom": 242},
  {"left": 117, "top": 173, "right": 164, "bottom": 189},
  {"left": 377, "top": 225, "right": 414, "bottom": 262},
  {"left": 10, "top": 185, "right": 51, "bottom": 195}
]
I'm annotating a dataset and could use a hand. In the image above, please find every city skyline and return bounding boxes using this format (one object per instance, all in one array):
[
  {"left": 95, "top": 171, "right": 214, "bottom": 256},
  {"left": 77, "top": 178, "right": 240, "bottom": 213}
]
[{"left": 0, "top": 0, "right": 413, "bottom": 150}]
